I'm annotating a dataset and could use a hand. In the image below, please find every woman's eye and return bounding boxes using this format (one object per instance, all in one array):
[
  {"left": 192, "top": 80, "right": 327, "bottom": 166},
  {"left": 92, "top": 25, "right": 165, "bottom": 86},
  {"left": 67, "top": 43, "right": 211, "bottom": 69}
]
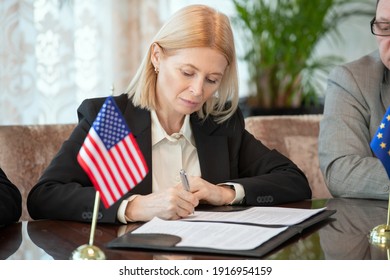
[
  {"left": 182, "top": 71, "right": 193, "bottom": 77},
  {"left": 206, "top": 78, "right": 217, "bottom": 84}
]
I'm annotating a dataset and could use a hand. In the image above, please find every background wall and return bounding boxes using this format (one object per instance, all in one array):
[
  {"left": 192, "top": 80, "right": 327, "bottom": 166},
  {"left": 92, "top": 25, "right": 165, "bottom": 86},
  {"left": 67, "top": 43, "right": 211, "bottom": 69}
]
[
  {"left": 0, "top": 0, "right": 162, "bottom": 125},
  {"left": 0, "top": 0, "right": 377, "bottom": 125}
]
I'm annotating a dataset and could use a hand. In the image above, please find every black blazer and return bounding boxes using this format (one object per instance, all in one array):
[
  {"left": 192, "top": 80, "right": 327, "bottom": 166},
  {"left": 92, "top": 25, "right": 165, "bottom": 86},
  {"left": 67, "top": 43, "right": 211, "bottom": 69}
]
[
  {"left": 0, "top": 168, "right": 22, "bottom": 226},
  {"left": 27, "top": 94, "right": 311, "bottom": 223}
]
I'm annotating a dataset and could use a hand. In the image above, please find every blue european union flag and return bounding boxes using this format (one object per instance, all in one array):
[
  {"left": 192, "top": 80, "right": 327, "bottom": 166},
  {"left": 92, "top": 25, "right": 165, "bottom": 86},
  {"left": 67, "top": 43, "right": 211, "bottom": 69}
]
[{"left": 370, "top": 107, "right": 390, "bottom": 177}]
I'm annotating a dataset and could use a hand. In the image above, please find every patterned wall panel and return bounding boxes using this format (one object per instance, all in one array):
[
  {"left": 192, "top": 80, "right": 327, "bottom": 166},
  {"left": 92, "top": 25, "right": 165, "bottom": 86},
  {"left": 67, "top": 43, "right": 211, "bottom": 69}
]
[{"left": 0, "top": 0, "right": 161, "bottom": 125}]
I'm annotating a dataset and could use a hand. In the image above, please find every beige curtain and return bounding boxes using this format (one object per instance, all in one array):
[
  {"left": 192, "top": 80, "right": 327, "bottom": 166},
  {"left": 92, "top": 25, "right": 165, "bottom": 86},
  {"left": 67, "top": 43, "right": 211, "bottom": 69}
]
[
  {"left": 0, "top": 0, "right": 162, "bottom": 125},
  {"left": 112, "top": 0, "right": 162, "bottom": 94}
]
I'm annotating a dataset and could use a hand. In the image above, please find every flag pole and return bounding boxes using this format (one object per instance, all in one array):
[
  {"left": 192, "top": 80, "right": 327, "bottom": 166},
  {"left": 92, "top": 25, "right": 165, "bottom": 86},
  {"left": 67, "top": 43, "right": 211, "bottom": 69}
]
[
  {"left": 89, "top": 191, "right": 101, "bottom": 246},
  {"left": 387, "top": 193, "right": 390, "bottom": 227},
  {"left": 70, "top": 191, "right": 106, "bottom": 260}
]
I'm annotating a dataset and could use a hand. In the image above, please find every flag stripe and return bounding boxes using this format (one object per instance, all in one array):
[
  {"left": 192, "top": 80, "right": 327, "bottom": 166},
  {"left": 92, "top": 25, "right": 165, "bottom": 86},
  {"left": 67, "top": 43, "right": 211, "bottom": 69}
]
[
  {"left": 86, "top": 131, "right": 122, "bottom": 199},
  {"left": 125, "top": 135, "right": 148, "bottom": 177},
  {"left": 116, "top": 139, "right": 140, "bottom": 183},
  {"left": 79, "top": 134, "right": 117, "bottom": 207},
  {"left": 80, "top": 138, "right": 112, "bottom": 197},
  {"left": 111, "top": 143, "right": 138, "bottom": 187},
  {"left": 120, "top": 138, "right": 143, "bottom": 181},
  {"left": 128, "top": 134, "right": 148, "bottom": 176},
  {"left": 77, "top": 148, "right": 114, "bottom": 207},
  {"left": 109, "top": 147, "right": 136, "bottom": 192}
]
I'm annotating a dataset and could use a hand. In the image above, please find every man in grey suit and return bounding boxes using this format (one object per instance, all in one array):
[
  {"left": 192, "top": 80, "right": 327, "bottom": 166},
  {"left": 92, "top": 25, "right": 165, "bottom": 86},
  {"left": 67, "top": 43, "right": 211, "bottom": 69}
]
[{"left": 319, "top": 0, "right": 390, "bottom": 200}]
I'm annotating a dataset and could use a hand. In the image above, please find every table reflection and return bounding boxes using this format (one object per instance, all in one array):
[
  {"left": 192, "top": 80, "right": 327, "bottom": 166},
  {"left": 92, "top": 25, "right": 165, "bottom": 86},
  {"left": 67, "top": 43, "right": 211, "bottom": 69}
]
[
  {"left": 1, "top": 222, "right": 54, "bottom": 260},
  {"left": 319, "top": 198, "right": 389, "bottom": 260},
  {"left": 26, "top": 220, "right": 115, "bottom": 260},
  {"left": 0, "top": 222, "right": 22, "bottom": 259}
]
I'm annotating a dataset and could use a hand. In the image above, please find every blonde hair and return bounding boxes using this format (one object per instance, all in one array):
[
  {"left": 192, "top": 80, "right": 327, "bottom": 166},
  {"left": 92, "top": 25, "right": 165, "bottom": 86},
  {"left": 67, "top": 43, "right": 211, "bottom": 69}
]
[{"left": 126, "top": 4, "right": 239, "bottom": 123}]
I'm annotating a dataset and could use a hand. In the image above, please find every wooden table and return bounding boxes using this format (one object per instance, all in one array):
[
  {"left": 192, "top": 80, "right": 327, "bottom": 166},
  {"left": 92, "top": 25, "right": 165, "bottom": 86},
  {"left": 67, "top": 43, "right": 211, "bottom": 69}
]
[{"left": 1, "top": 198, "right": 388, "bottom": 260}]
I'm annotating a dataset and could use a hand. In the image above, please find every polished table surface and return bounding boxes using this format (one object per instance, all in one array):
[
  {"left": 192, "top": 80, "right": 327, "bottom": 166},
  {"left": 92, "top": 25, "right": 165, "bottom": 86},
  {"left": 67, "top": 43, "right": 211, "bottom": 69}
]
[{"left": 0, "top": 198, "right": 389, "bottom": 260}]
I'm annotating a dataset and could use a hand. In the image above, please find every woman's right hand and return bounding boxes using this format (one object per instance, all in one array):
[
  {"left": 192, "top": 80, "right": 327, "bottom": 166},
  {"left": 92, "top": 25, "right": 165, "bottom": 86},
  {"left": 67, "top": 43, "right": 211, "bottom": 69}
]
[{"left": 124, "top": 185, "right": 199, "bottom": 222}]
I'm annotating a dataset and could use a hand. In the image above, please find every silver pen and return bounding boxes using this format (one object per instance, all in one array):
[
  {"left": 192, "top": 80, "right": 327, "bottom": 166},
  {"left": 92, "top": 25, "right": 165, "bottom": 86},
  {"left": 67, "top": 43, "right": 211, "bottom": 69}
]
[{"left": 180, "top": 169, "right": 190, "bottom": 191}]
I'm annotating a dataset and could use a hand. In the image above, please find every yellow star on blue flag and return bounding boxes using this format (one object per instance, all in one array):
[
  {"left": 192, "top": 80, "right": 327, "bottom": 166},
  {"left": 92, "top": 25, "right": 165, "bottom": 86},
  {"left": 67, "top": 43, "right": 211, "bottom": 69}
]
[{"left": 370, "top": 107, "right": 390, "bottom": 176}]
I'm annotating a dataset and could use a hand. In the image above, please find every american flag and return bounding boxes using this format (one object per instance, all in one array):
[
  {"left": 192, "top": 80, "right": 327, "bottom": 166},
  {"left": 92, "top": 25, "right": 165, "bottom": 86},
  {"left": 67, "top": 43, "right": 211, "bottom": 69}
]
[
  {"left": 77, "top": 96, "right": 148, "bottom": 208},
  {"left": 370, "top": 106, "right": 390, "bottom": 177}
]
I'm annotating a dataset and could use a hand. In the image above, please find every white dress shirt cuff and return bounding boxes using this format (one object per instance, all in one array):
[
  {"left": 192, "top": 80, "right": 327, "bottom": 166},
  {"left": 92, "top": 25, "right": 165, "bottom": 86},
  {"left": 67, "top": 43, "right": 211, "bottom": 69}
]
[
  {"left": 117, "top": 195, "right": 139, "bottom": 224},
  {"left": 220, "top": 182, "right": 245, "bottom": 205}
]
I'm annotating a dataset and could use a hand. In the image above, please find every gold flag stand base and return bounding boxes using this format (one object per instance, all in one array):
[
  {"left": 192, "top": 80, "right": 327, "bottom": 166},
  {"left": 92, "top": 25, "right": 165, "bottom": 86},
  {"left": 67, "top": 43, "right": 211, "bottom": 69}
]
[
  {"left": 71, "top": 244, "right": 106, "bottom": 260},
  {"left": 70, "top": 191, "right": 106, "bottom": 260},
  {"left": 369, "top": 224, "right": 390, "bottom": 247},
  {"left": 369, "top": 193, "right": 390, "bottom": 250}
]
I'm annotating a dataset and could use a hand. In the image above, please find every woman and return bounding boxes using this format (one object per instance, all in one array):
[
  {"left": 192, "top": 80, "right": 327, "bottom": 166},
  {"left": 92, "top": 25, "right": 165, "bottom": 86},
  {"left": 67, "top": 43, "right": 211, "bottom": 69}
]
[{"left": 27, "top": 5, "right": 311, "bottom": 223}]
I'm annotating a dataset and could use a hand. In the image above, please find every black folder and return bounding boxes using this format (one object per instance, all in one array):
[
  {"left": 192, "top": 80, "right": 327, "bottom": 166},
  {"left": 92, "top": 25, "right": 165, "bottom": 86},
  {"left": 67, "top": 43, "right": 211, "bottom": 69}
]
[{"left": 106, "top": 207, "right": 336, "bottom": 258}]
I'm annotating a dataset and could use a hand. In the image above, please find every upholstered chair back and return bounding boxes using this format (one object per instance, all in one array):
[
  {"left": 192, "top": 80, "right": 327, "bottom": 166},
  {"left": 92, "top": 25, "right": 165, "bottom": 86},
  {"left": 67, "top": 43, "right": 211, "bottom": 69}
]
[
  {"left": 0, "top": 124, "right": 76, "bottom": 221},
  {"left": 245, "top": 115, "right": 332, "bottom": 199}
]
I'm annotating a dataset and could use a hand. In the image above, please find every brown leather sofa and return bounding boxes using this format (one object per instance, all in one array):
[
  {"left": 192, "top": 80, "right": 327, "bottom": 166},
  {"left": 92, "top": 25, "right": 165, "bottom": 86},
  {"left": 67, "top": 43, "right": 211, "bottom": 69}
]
[
  {"left": 245, "top": 114, "right": 332, "bottom": 199},
  {"left": 0, "top": 124, "right": 76, "bottom": 221}
]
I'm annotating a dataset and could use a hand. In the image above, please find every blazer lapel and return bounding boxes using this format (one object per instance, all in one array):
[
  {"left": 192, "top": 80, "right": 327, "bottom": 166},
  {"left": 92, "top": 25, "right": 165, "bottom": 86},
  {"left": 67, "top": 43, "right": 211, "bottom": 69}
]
[{"left": 190, "top": 115, "right": 231, "bottom": 183}]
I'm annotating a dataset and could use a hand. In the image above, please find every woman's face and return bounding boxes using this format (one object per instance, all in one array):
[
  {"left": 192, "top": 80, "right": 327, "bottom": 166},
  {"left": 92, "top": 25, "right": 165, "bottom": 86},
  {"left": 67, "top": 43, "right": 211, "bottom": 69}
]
[
  {"left": 152, "top": 46, "right": 228, "bottom": 117},
  {"left": 376, "top": 0, "right": 390, "bottom": 69}
]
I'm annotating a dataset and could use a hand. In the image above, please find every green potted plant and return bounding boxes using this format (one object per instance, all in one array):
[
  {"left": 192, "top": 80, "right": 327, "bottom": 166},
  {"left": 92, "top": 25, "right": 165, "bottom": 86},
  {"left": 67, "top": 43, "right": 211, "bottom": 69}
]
[{"left": 232, "top": 0, "right": 373, "bottom": 115}]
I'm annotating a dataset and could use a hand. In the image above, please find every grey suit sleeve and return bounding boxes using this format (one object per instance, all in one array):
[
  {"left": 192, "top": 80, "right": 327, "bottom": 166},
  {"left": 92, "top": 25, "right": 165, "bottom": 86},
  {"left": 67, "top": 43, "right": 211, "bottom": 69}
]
[{"left": 319, "top": 65, "right": 390, "bottom": 200}]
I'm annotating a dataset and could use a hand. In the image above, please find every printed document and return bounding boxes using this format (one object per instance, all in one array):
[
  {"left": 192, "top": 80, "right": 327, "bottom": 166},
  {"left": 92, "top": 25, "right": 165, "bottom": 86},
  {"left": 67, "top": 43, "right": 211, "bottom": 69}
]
[
  {"left": 132, "top": 217, "right": 288, "bottom": 250},
  {"left": 131, "top": 207, "right": 326, "bottom": 251},
  {"left": 183, "top": 207, "right": 326, "bottom": 226}
]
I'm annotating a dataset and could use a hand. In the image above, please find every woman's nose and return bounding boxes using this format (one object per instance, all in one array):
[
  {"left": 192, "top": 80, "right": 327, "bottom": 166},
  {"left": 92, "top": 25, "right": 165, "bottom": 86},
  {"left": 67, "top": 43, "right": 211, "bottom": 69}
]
[{"left": 190, "top": 78, "right": 204, "bottom": 96}]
